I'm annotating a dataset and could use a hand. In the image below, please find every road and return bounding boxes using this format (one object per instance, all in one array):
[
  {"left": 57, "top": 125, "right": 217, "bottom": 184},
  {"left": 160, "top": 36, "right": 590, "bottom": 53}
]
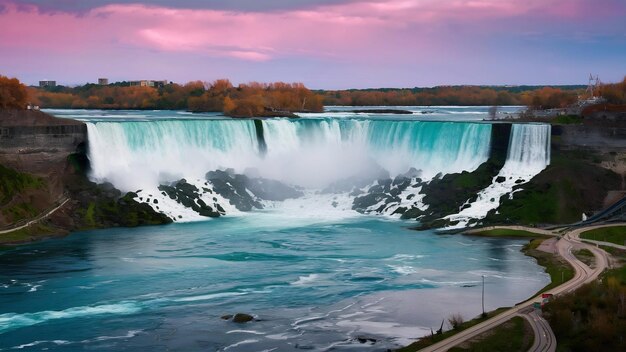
[
  {"left": 0, "top": 198, "right": 69, "bottom": 235},
  {"left": 418, "top": 226, "right": 610, "bottom": 352},
  {"left": 519, "top": 308, "right": 556, "bottom": 352}
]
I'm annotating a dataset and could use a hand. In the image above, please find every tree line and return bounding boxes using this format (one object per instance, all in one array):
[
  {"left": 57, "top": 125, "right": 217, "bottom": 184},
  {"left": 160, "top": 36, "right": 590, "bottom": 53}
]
[
  {"left": 2, "top": 74, "right": 625, "bottom": 115},
  {"left": 319, "top": 85, "right": 585, "bottom": 109},
  {"left": 27, "top": 79, "right": 324, "bottom": 117}
]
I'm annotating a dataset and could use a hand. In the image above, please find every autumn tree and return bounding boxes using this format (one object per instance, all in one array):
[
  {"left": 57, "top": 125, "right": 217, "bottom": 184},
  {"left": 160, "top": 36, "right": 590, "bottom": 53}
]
[{"left": 0, "top": 75, "right": 28, "bottom": 109}]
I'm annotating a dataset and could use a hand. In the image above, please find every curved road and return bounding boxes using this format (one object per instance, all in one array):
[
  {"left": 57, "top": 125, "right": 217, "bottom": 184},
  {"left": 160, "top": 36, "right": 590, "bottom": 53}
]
[
  {"left": 519, "top": 308, "right": 555, "bottom": 352},
  {"left": 418, "top": 226, "right": 610, "bottom": 352},
  {"left": 0, "top": 198, "right": 69, "bottom": 235}
]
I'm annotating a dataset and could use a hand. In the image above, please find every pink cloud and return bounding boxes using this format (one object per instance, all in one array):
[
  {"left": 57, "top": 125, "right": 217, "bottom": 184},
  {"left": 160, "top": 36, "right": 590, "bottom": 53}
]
[{"left": 0, "top": 0, "right": 623, "bottom": 64}]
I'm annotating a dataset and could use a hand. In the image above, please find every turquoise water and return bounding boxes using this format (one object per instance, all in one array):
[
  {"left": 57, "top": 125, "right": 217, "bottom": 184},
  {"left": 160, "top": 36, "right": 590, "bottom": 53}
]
[
  {"left": 0, "top": 107, "right": 549, "bottom": 351},
  {"left": 0, "top": 215, "right": 548, "bottom": 351}
]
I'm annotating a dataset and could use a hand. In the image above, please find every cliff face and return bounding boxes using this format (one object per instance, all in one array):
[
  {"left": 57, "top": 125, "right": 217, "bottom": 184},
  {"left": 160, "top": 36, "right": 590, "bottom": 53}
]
[
  {"left": 0, "top": 110, "right": 170, "bottom": 244},
  {"left": 0, "top": 110, "right": 86, "bottom": 176},
  {"left": 552, "top": 125, "right": 626, "bottom": 150}
]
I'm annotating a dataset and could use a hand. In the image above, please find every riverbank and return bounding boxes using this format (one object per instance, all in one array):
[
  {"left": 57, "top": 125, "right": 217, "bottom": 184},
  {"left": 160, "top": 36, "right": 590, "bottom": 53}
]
[{"left": 399, "top": 227, "right": 570, "bottom": 350}]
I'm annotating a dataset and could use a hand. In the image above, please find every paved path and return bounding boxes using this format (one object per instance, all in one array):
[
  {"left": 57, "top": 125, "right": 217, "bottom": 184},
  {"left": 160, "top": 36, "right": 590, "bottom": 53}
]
[
  {"left": 464, "top": 225, "right": 555, "bottom": 236},
  {"left": 519, "top": 309, "right": 556, "bottom": 352},
  {"left": 0, "top": 198, "right": 69, "bottom": 235},
  {"left": 418, "top": 226, "right": 609, "bottom": 352}
]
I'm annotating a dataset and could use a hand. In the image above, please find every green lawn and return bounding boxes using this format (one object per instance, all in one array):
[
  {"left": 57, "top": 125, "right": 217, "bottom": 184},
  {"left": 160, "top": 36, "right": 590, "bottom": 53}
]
[
  {"left": 572, "top": 248, "right": 595, "bottom": 267},
  {"left": 581, "top": 226, "right": 626, "bottom": 246},
  {"left": 469, "top": 228, "right": 549, "bottom": 238},
  {"left": 449, "top": 316, "right": 533, "bottom": 352}
]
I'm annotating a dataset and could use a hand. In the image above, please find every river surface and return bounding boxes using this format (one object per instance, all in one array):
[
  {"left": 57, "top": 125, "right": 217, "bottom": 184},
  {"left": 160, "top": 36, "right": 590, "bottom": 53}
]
[
  {"left": 0, "top": 215, "right": 548, "bottom": 351},
  {"left": 0, "top": 106, "right": 549, "bottom": 351}
]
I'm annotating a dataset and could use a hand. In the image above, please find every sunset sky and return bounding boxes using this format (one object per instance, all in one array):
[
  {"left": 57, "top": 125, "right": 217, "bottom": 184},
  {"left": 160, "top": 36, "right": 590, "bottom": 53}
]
[{"left": 1, "top": 0, "right": 625, "bottom": 88}]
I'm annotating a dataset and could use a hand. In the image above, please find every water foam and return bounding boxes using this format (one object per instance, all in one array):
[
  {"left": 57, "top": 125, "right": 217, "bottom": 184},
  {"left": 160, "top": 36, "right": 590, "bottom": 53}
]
[{"left": 0, "top": 303, "right": 141, "bottom": 334}]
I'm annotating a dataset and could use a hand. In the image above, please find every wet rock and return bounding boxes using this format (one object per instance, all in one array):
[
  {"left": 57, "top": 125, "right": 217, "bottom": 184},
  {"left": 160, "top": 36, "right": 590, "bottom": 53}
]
[
  {"left": 220, "top": 314, "right": 233, "bottom": 320},
  {"left": 206, "top": 170, "right": 303, "bottom": 211},
  {"left": 232, "top": 313, "right": 254, "bottom": 323},
  {"left": 158, "top": 179, "right": 222, "bottom": 217},
  {"left": 495, "top": 176, "right": 506, "bottom": 183},
  {"left": 355, "top": 336, "right": 377, "bottom": 344}
]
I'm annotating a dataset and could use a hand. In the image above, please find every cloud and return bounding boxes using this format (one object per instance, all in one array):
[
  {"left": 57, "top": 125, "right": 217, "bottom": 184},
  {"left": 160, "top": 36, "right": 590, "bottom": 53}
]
[
  {"left": 0, "top": 0, "right": 624, "bottom": 86},
  {"left": 1, "top": 0, "right": 623, "bottom": 61}
]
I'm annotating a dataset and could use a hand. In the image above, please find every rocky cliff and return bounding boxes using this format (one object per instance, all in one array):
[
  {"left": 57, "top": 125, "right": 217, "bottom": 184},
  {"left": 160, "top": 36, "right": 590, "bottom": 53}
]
[{"left": 0, "top": 109, "right": 170, "bottom": 244}]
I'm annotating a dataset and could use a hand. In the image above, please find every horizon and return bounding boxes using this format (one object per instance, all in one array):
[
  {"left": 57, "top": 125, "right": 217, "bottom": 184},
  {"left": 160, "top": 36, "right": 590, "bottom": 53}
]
[
  {"left": 24, "top": 80, "right": 593, "bottom": 90},
  {"left": 1, "top": 0, "right": 625, "bottom": 89}
]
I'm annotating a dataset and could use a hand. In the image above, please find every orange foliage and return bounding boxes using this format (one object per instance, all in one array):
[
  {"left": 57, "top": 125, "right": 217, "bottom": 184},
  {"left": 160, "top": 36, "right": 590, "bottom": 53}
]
[
  {"left": 521, "top": 87, "right": 577, "bottom": 109},
  {"left": 599, "top": 76, "right": 626, "bottom": 104},
  {"left": 28, "top": 79, "right": 323, "bottom": 117},
  {"left": 322, "top": 86, "right": 525, "bottom": 106},
  {"left": 0, "top": 75, "right": 28, "bottom": 109}
]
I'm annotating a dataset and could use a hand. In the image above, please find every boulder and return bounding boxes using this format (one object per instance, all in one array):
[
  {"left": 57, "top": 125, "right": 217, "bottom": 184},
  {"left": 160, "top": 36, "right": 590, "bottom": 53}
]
[{"left": 232, "top": 313, "right": 254, "bottom": 323}]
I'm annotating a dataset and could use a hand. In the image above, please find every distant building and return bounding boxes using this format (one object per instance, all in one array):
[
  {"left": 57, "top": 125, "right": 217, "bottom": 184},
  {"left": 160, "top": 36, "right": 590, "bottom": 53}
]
[
  {"left": 39, "top": 80, "right": 56, "bottom": 88},
  {"left": 129, "top": 80, "right": 168, "bottom": 88},
  {"left": 98, "top": 78, "right": 109, "bottom": 85}
]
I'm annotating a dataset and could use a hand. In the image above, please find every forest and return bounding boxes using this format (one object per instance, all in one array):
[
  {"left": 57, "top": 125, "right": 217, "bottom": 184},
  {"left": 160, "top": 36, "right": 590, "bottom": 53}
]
[
  {"left": 319, "top": 85, "right": 586, "bottom": 109},
  {"left": 27, "top": 79, "right": 324, "bottom": 117},
  {"left": 3, "top": 74, "right": 625, "bottom": 115}
]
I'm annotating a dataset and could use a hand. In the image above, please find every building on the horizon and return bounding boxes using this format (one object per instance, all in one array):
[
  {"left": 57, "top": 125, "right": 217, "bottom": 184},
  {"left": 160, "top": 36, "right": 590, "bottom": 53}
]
[
  {"left": 98, "top": 78, "right": 109, "bottom": 85},
  {"left": 129, "top": 80, "right": 168, "bottom": 88},
  {"left": 38, "top": 80, "right": 56, "bottom": 88}
]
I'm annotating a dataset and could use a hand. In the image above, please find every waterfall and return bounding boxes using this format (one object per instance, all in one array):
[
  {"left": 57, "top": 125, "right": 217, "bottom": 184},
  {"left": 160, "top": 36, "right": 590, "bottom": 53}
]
[
  {"left": 445, "top": 124, "right": 552, "bottom": 228},
  {"left": 86, "top": 118, "right": 493, "bottom": 191}
]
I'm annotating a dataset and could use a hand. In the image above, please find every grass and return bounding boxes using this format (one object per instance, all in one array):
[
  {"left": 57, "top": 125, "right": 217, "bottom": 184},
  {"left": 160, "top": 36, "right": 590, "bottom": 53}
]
[
  {"left": 599, "top": 245, "right": 626, "bottom": 259},
  {"left": 396, "top": 308, "right": 509, "bottom": 351},
  {"left": 580, "top": 226, "right": 626, "bottom": 246},
  {"left": 0, "top": 165, "right": 44, "bottom": 205},
  {"left": 449, "top": 316, "right": 533, "bottom": 352},
  {"left": 551, "top": 114, "right": 583, "bottom": 125},
  {"left": 469, "top": 229, "right": 549, "bottom": 238},
  {"left": 573, "top": 248, "right": 595, "bottom": 267},
  {"left": 0, "top": 223, "right": 64, "bottom": 245},
  {"left": 523, "top": 238, "right": 574, "bottom": 293},
  {"left": 1, "top": 202, "right": 39, "bottom": 223}
]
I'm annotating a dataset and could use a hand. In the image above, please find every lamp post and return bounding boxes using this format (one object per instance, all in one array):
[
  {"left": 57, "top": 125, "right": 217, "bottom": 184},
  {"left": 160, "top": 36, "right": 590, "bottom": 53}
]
[{"left": 482, "top": 275, "right": 485, "bottom": 316}]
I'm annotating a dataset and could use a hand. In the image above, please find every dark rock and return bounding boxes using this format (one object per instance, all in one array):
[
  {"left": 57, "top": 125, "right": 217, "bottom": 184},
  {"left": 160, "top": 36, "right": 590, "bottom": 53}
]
[
  {"left": 356, "top": 336, "right": 377, "bottom": 344},
  {"left": 232, "top": 313, "right": 254, "bottom": 323},
  {"left": 400, "top": 207, "right": 424, "bottom": 220},
  {"left": 495, "top": 176, "right": 506, "bottom": 183},
  {"left": 392, "top": 207, "right": 407, "bottom": 215},
  {"left": 158, "top": 179, "right": 222, "bottom": 217}
]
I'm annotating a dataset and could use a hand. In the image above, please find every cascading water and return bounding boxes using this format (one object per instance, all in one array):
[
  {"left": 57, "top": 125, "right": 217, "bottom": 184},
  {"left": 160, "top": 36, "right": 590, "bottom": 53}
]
[
  {"left": 87, "top": 118, "right": 492, "bottom": 190},
  {"left": 85, "top": 118, "right": 550, "bottom": 225},
  {"left": 445, "top": 124, "right": 551, "bottom": 228}
]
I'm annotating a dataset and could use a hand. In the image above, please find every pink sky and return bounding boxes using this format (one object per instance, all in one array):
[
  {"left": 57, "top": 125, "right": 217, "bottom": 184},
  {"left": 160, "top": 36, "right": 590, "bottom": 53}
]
[{"left": 1, "top": 0, "right": 624, "bottom": 88}]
